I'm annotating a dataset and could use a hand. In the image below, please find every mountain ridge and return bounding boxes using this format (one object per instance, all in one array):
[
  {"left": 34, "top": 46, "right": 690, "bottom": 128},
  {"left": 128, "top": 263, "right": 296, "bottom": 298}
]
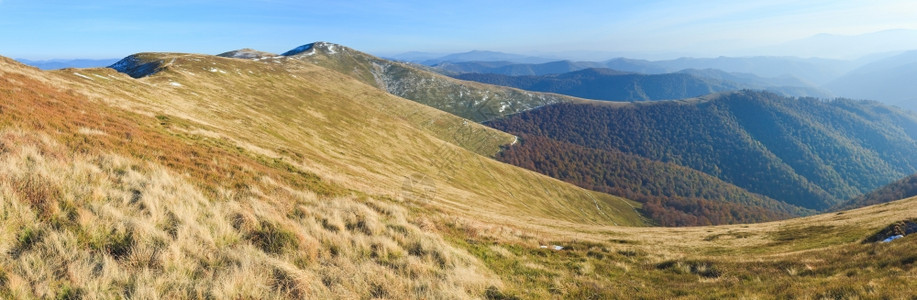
[
  {"left": 273, "top": 41, "right": 594, "bottom": 122},
  {"left": 453, "top": 67, "right": 831, "bottom": 101}
]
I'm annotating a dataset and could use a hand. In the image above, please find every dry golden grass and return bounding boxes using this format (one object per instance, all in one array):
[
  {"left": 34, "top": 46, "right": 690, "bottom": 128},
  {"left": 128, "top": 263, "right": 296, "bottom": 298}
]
[
  {"left": 1, "top": 54, "right": 915, "bottom": 299},
  {"left": 0, "top": 129, "right": 500, "bottom": 298},
  {"left": 49, "top": 53, "right": 645, "bottom": 227}
]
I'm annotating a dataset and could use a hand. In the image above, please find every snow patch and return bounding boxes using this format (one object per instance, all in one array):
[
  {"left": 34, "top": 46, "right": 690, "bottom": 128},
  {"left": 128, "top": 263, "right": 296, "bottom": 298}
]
[
  {"left": 882, "top": 235, "right": 904, "bottom": 243},
  {"left": 73, "top": 72, "right": 93, "bottom": 80},
  {"left": 169, "top": 82, "right": 182, "bottom": 87},
  {"left": 539, "top": 245, "right": 564, "bottom": 251}
]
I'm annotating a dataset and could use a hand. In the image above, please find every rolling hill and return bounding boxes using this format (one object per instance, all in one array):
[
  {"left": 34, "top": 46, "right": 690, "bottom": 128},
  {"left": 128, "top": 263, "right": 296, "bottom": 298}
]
[
  {"left": 0, "top": 51, "right": 643, "bottom": 298},
  {"left": 1, "top": 42, "right": 916, "bottom": 299},
  {"left": 488, "top": 91, "right": 917, "bottom": 212}
]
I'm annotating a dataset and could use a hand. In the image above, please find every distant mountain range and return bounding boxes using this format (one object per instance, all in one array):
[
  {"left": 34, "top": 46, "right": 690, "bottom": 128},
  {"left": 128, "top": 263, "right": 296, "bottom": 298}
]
[
  {"left": 15, "top": 58, "right": 120, "bottom": 70},
  {"left": 452, "top": 68, "right": 831, "bottom": 100},
  {"left": 410, "top": 46, "right": 917, "bottom": 112},
  {"left": 824, "top": 50, "right": 917, "bottom": 112},
  {"left": 388, "top": 50, "right": 557, "bottom": 65},
  {"left": 432, "top": 56, "right": 855, "bottom": 85},
  {"left": 758, "top": 29, "right": 917, "bottom": 59}
]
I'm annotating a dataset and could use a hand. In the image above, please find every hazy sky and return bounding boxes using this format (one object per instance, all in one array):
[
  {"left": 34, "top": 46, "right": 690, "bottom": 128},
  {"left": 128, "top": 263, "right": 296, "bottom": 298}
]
[{"left": 1, "top": 0, "right": 916, "bottom": 60}]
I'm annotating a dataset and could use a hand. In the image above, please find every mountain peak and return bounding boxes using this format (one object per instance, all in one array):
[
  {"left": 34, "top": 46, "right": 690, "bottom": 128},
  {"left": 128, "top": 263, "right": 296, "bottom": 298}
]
[
  {"left": 217, "top": 48, "right": 276, "bottom": 59},
  {"left": 282, "top": 41, "right": 343, "bottom": 57},
  {"left": 109, "top": 53, "right": 166, "bottom": 78}
]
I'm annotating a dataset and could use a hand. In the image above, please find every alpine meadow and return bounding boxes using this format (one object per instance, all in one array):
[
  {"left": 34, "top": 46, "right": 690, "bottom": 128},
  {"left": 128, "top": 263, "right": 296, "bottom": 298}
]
[{"left": 3, "top": 1, "right": 917, "bottom": 299}]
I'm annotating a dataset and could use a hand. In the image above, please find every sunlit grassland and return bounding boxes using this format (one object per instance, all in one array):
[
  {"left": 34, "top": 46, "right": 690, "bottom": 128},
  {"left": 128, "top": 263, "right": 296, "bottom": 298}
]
[{"left": 1, "top": 53, "right": 915, "bottom": 299}]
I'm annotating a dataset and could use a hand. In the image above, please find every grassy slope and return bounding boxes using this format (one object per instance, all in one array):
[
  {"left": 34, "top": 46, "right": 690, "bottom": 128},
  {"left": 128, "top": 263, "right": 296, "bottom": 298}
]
[
  {"left": 86, "top": 53, "right": 643, "bottom": 227},
  {"left": 285, "top": 42, "right": 593, "bottom": 122},
  {"left": 1, "top": 54, "right": 915, "bottom": 299}
]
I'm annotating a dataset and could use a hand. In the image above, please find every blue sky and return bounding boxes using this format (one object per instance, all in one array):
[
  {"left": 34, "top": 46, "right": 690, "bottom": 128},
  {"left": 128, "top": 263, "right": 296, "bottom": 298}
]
[{"left": 1, "top": 0, "right": 916, "bottom": 60}]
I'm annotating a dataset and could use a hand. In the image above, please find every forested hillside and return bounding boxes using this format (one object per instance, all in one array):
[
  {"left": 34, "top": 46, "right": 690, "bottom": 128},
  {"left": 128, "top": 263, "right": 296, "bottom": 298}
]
[
  {"left": 836, "top": 173, "right": 917, "bottom": 210},
  {"left": 498, "top": 134, "right": 811, "bottom": 225},
  {"left": 488, "top": 91, "right": 917, "bottom": 213}
]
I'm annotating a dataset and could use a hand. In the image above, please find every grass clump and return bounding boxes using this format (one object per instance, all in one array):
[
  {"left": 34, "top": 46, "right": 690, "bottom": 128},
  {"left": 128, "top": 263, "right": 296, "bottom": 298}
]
[
  {"left": 246, "top": 221, "right": 299, "bottom": 254},
  {"left": 86, "top": 226, "right": 135, "bottom": 259},
  {"left": 656, "top": 260, "right": 723, "bottom": 278}
]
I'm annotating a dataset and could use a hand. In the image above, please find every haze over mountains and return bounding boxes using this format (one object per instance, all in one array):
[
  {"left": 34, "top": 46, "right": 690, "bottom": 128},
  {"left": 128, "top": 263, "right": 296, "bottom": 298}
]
[
  {"left": 453, "top": 68, "right": 831, "bottom": 101},
  {"left": 14, "top": 58, "right": 120, "bottom": 70},
  {"left": 825, "top": 50, "right": 917, "bottom": 111},
  {"left": 2, "top": 38, "right": 917, "bottom": 298},
  {"left": 375, "top": 30, "right": 917, "bottom": 113},
  {"left": 395, "top": 48, "right": 917, "bottom": 112},
  {"left": 17, "top": 28, "right": 917, "bottom": 112}
]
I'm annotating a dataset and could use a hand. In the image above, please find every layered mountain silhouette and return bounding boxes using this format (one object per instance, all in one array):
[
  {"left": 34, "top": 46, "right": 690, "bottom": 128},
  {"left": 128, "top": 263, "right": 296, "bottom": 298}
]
[
  {"left": 824, "top": 50, "right": 917, "bottom": 112},
  {"left": 453, "top": 68, "right": 831, "bottom": 101},
  {"left": 430, "top": 56, "right": 855, "bottom": 85},
  {"left": 487, "top": 91, "right": 917, "bottom": 214}
]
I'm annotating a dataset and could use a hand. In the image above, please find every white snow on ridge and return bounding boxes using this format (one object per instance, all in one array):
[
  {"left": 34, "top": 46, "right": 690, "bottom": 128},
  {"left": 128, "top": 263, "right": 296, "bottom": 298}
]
[
  {"left": 169, "top": 82, "right": 182, "bottom": 87},
  {"left": 73, "top": 73, "right": 93, "bottom": 80}
]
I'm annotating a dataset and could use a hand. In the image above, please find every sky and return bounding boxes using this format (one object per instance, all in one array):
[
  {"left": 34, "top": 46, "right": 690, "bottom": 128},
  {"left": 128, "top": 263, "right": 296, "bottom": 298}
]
[{"left": 1, "top": 0, "right": 917, "bottom": 60}]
